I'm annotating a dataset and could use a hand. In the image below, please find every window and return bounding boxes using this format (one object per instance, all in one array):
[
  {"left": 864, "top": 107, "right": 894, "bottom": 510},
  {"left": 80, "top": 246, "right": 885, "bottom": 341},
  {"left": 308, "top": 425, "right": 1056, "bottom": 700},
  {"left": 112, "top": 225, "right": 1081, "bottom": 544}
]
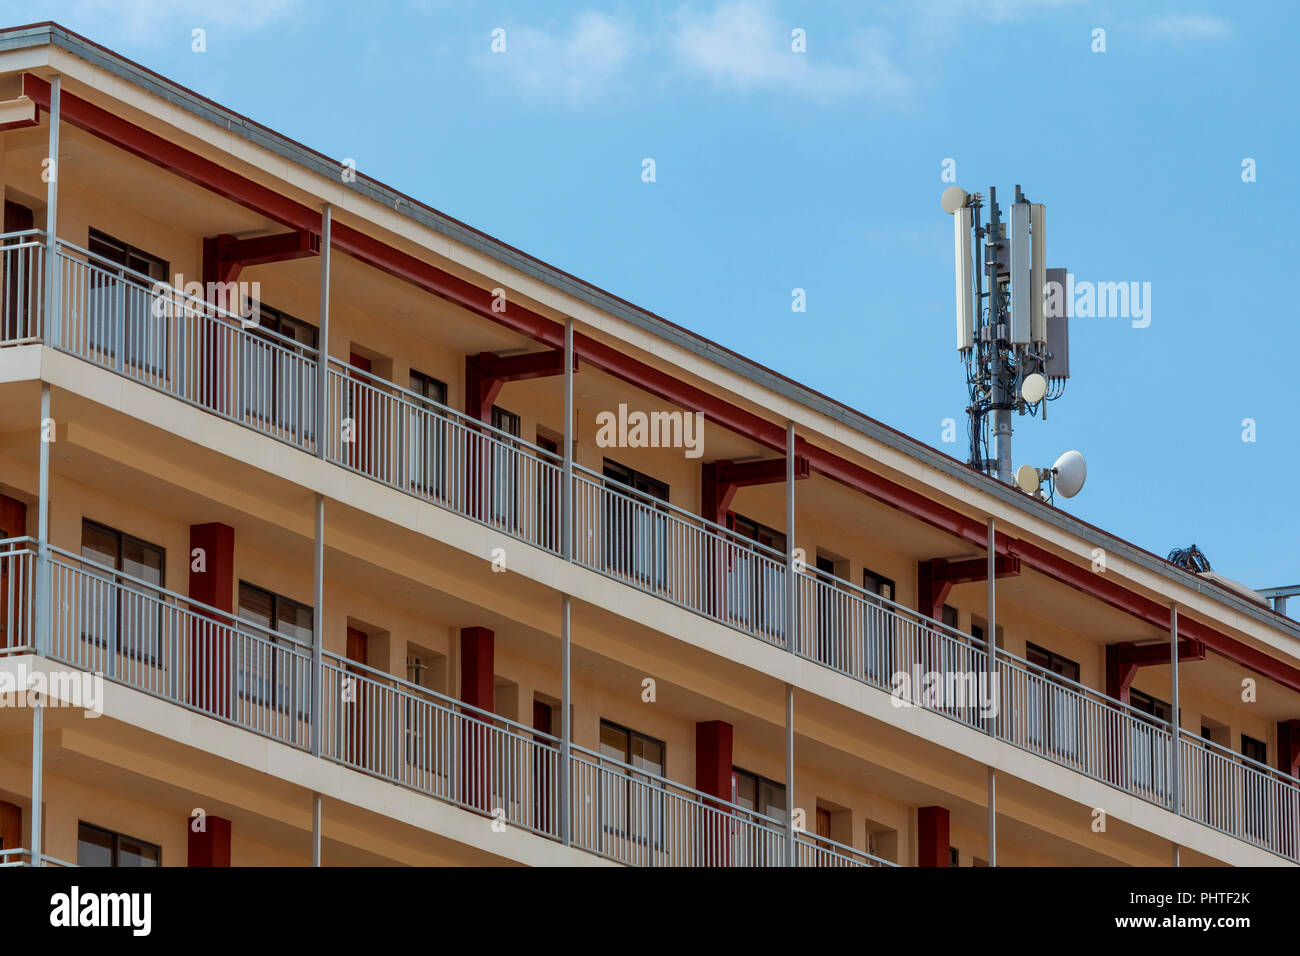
[
  {"left": 941, "top": 605, "right": 958, "bottom": 629},
  {"left": 1242, "top": 734, "right": 1268, "bottom": 840},
  {"left": 406, "top": 370, "right": 449, "bottom": 499},
  {"left": 601, "top": 460, "right": 670, "bottom": 587},
  {"left": 1024, "top": 642, "right": 1082, "bottom": 760},
  {"left": 814, "top": 555, "right": 848, "bottom": 668},
  {"left": 77, "top": 822, "right": 160, "bottom": 867},
  {"left": 79, "top": 520, "right": 165, "bottom": 663},
  {"left": 949, "top": 846, "right": 960, "bottom": 867},
  {"left": 733, "top": 767, "right": 786, "bottom": 822},
  {"left": 489, "top": 406, "right": 521, "bottom": 528},
  {"left": 237, "top": 582, "right": 311, "bottom": 712},
  {"left": 238, "top": 301, "right": 317, "bottom": 437},
  {"left": 1127, "top": 688, "right": 1173, "bottom": 798},
  {"left": 727, "top": 514, "right": 786, "bottom": 640},
  {"left": 86, "top": 229, "right": 170, "bottom": 373},
  {"left": 862, "top": 567, "right": 896, "bottom": 684},
  {"left": 598, "top": 719, "right": 666, "bottom": 844},
  {"left": 732, "top": 767, "right": 786, "bottom": 866}
]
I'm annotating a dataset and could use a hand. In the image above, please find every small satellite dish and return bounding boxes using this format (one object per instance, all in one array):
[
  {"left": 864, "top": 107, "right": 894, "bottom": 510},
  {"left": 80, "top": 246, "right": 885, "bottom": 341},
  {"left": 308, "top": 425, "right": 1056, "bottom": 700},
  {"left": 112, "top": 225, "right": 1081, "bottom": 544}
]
[
  {"left": 1015, "top": 464, "right": 1041, "bottom": 495},
  {"left": 941, "top": 186, "right": 968, "bottom": 215},
  {"left": 1020, "top": 372, "right": 1047, "bottom": 404},
  {"left": 1052, "top": 449, "right": 1087, "bottom": 498}
]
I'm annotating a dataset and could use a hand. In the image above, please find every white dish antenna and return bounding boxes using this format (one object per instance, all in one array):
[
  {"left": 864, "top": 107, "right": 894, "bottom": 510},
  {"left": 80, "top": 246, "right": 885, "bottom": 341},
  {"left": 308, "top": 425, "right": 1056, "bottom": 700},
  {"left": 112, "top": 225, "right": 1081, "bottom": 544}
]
[
  {"left": 1052, "top": 449, "right": 1087, "bottom": 498},
  {"left": 1020, "top": 372, "right": 1047, "bottom": 404},
  {"left": 940, "top": 186, "right": 968, "bottom": 214},
  {"left": 1015, "top": 464, "right": 1041, "bottom": 495}
]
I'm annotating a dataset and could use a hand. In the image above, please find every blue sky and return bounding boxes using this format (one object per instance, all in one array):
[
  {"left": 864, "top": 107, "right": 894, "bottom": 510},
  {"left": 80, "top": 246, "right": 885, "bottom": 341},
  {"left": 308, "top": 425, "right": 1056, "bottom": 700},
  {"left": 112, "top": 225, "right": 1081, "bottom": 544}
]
[{"left": 19, "top": 0, "right": 1299, "bottom": 591}]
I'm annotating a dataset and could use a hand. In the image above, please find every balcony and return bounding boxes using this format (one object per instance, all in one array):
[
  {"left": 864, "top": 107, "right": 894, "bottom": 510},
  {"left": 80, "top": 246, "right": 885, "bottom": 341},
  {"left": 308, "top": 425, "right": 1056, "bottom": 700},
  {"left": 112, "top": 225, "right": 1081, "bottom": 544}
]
[
  {"left": 0, "top": 537, "right": 890, "bottom": 867},
  {"left": 2, "top": 232, "right": 1299, "bottom": 863}
]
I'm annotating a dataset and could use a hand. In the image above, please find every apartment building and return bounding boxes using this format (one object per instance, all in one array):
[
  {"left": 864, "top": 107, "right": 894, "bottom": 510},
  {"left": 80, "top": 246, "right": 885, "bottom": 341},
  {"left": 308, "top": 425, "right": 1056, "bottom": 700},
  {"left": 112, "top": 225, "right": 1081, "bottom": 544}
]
[{"left": 0, "top": 22, "right": 1297, "bottom": 869}]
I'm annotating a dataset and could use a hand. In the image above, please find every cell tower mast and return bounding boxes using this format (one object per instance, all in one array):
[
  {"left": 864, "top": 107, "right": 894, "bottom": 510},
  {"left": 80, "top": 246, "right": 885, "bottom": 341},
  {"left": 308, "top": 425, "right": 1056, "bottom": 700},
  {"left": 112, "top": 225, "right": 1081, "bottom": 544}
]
[{"left": 944, "top": 184, "right": 1071, "bottom": 488}]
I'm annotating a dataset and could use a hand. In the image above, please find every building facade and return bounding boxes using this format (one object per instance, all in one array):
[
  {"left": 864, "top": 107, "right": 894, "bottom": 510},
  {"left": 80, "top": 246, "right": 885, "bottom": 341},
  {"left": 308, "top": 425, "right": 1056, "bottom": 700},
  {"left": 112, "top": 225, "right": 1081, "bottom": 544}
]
[{"left": 0, "top": 22, "right": 1297, "bottom": 868}]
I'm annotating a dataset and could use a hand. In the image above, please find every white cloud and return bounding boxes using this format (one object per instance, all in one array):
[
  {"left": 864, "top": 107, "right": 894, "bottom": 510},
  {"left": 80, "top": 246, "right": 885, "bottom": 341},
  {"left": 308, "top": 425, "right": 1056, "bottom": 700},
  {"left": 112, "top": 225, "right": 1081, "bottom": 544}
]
[
  {"left": 670, "top": 1, "right": 911, "bottom": 103},
  {"left": 480, "top": 12, "right": 636, "bottom": 105},
  {"left": 1140, "top": 14, "right": 1230, "bottom": 44}
]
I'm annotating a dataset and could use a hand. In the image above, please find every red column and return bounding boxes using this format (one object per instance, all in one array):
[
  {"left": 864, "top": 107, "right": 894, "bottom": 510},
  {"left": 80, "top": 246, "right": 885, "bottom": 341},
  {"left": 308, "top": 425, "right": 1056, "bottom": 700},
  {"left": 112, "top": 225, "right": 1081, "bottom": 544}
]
[
  {"left": 917, "top": 805, "right": 950, "bottom": 867},
  {"left": 200, "top": 236, "right": 240, "bottom": 416},
  {"left": 187, "top": 814, "right": 231, "bottom": 867},
  {"left": 189, "top": 523, "right": 234, "bottom": 718},
  {"left": 696, "top": 720, "right": 733, "bottom": 865},
  {"left": 460, "top": 626, "right": 494, "bottom": 812}
]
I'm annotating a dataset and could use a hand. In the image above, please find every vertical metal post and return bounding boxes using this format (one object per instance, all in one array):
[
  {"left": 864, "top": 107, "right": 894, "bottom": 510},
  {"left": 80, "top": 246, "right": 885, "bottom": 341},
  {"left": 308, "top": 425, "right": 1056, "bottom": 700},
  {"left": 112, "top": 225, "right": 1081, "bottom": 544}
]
[
  {"left": 784, "top": 423, "right": 797, "bottom": 865},
  {"left": 30, "top": 705, "right": 43, "bottom": 865},
  {"left": 36, "top": 384, "right": 51, "bottom": 655},
  {"left": 562, "top": 318, "right": 574, "bottom": 560},
  {"left": 32, "top": 383, "right": 51, "bottom": 865},
  {"left": 311, "top": 493, "right": 324, "bottom": 756},
  {"left": 785, "top": 683, "right": 794, "bottom": 866},
  {"left": 785, "top": 422, "right": 795, "bottom": 654},
  {"left": 1172, "top": 844, "right": 1180, "bottom": 867},
  {"left": 1170, "top": 603, "right": 1180, "bottom": 817},
  {"left": 316, "top": 205, "right": 331, "bottom": 459},
  {"left": 987, "top": 767, "right": 997, "bottom": 867},
  {"left": 312, "top": 793, "right": 322, "bottom": 867},
  {"left": 560, "top": 318, "right": 574, "bottom": 847},
  {"left": 560, "top": 594, "right": 571, "bottom": 846},
  {"left": 43, "top": 74, "right": 60, "bottom": 348},
  {"left": 986, "top": 516, "right": 997, "bottom": 865}
]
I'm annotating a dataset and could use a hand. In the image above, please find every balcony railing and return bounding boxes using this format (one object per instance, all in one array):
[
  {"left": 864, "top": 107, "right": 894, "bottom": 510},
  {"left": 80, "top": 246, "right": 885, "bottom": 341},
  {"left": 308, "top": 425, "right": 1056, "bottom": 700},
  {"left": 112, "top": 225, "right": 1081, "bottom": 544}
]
[
  {"left": 2, "top": 235, "right": 1298, "bottom": 861},
  {"left": 0, "top": 848, "right": 76, "bottom": 867}
]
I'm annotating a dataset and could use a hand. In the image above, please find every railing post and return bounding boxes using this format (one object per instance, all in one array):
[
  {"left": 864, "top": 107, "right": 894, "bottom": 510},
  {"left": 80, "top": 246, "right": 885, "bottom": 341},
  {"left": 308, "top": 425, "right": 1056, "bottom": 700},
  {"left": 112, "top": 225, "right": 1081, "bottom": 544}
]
[
  {"left": 316, "top": 205, "right": 331, "bottom": 459},
  {"left": 785, "top": 422, "right": 795, "bottom": 654},
  {"left": 785, "top": 682, "right": 795, "bottom": 867},
  {"left": 986, "top": 517, "right": 997, "bottom": 866},
  {"left": 560, "top": 594, "right": 571, "bottom": 846},
  {"left": 312, "top": 493, "right": 324, "bottom": 757},
  {"left": 562, "top": 317, "right": 573, "bottom": 561},
  {"left": 560, "top": 317, "right": 574, "bottom": 847},
  {"left": 785, "top": 423, "right": 796, "bottom": 867},
  {"left": 43, "top": 74, "right": 60, "bottom": 349},
  {"left": 35, "top": 383, "right": 51, "bottom": 658},
  {"left": 1170, "top": 602, "right": 1180, "bottom": 818}
]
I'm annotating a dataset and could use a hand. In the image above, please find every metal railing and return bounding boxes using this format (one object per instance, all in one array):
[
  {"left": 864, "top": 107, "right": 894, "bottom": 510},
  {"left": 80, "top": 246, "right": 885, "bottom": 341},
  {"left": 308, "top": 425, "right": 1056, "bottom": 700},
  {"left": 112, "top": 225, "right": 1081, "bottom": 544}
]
[
  {"left": 322, "top": 361, "right": 563, "bottom": 554},
  {"left": 53, "top": 238, "right": 320, "bottom": 451},
  {"left": 1179, "top": 729, "right": 1300, "bottom": 858},
  {"left": 45, "top": 544, "right": 312, "bottom": 749},
  {"left": 319, "top": 652, "right": 561, "bottom": 840},
  {"left": 0, "top": 230, "right": 45, "bottom": 343},
  {"left": 0, "top": 537, "right": 36, "bottom": 653},
  {"left": 573, "top": 465, "right": 789, "bottom": 645},
  {"left": 7, "top": 233, "right": 1300, "bottom": 861},
  {"left": 0, "top": 848, "right": 76, "bottom": 867}
]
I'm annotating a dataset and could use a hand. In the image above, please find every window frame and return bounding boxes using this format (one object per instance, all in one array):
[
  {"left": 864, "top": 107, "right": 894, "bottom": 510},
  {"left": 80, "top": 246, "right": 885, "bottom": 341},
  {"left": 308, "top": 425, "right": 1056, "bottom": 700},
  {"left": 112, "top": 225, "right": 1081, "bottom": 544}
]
[
  {"left": 78, "top": 518, "right": 166, "bottom": 666},
  {"left": 236, "top": 580, "right": 312, "bottom": 716},
  {"left": 76, "top": 821, "right": 161, "bottom": 867},
  {"left": 85, "top": 228, "right": 171, "bottom": 376},
  {"left": 597, "top": 718, "right": 667, "bottom": 847}
]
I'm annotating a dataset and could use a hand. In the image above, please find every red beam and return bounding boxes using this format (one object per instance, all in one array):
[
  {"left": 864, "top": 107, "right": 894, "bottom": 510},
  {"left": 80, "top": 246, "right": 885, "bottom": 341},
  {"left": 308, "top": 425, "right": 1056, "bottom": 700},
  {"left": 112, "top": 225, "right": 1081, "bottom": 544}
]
[
  {"left": 1118, "top": 639, "right": 1206, "bottom": 669},
  {"left": 481, "top": 349, "right": 572, "bottom": 383},
  {"left": 932, "top": 555, "right": 1020, "bottom": 585},
  {"left": 219, "top": 230, "right": 318, "bottom": 267},
  {"left": 35, "top": 69, "right": 1300, "bottom": 696}
]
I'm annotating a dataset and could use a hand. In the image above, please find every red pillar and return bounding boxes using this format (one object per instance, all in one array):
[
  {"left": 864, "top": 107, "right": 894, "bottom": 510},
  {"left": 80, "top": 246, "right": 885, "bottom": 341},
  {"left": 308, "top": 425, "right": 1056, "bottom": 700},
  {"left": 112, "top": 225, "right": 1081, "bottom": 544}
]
[
  {"left": 200, "top": 236, "right": 241, "bottom": 416},
  {"left": 696, "top": 721, "right": 733, "bottom": 865},
  {"left": 917, "top": 805, "right": 950, "bottom": 867},
  {"left": 460, "top": 626, "right": 494, "bottom": 812},
  {"left": 189, "top": 523, "right": 234, "bottom": 718},
  {"left": 187, "top": 814, "right": 231, "bottom": 867}
]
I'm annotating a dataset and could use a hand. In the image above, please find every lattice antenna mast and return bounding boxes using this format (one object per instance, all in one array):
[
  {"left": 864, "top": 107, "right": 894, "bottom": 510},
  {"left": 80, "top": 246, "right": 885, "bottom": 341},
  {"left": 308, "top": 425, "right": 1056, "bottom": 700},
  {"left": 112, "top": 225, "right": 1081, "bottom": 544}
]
[{"left": 944, "top": 184, "right": 1070, "bottom": 486}]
